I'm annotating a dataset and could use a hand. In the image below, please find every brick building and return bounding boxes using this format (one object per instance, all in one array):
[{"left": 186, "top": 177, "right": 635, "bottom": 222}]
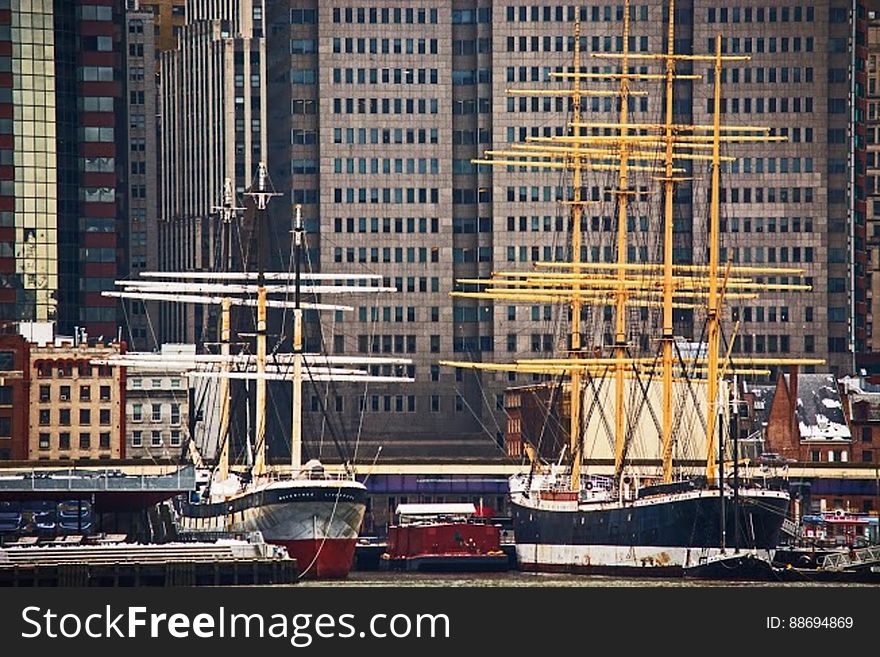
[
  {"left": 764, "top": 370, "right": 853, "bottom": 463},
  {"left": 0, "top": 330, "right": 29, "bottom": 460},
  {"left": 28, "top": 337, "right": 125, "bottom": 460}
]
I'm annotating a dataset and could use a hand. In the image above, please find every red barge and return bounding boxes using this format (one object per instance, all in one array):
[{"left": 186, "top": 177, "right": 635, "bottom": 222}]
[{"left": 381, "top": 503, "right": 508, "bottom": 572}]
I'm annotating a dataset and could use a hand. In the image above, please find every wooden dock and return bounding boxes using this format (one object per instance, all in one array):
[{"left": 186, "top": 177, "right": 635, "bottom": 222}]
[{"left": 0, "top": 541, "right": 299, "bottom": 586}]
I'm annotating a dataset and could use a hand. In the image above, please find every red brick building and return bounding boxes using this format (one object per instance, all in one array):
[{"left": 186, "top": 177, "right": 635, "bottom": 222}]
[
  {"left": 0, "top": 330, "right": 29, "bottom": 460},
  {"left": 764, "top": 369, "right": 853, "bottom": 463}
]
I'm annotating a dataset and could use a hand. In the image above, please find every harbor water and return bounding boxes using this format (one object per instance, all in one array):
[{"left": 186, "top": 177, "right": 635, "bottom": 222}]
[{"left": 300, "top": 572, "right": 876, "bottom": 587}]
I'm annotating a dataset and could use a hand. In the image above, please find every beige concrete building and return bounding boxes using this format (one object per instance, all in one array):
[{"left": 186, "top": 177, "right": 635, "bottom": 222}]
[
  {"left": 126, "top": 370, "right": 189, "bottom": 459},
  {"left": 29, "top": 340, "right": 125, "bottom": 461}
]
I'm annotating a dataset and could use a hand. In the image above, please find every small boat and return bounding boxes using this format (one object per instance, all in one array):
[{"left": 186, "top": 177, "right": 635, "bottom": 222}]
[
  {"left": 683, "top": 551, "right": 777, "bottom": 582},
  {"left": 381, "top": 503, "right": 508, "bottom": 572}
]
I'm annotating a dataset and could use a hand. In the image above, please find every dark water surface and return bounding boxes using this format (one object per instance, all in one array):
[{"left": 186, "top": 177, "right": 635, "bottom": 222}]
[{"left": 300, "top": 571, "right": 876, "bottom": 587}]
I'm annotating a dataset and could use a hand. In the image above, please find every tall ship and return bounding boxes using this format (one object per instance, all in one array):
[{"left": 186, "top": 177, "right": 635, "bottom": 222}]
[
  {"left": 442, "top": 1, "right": 821, "bottom": 574},
  {"left": 104, "top": 166, "right": 412, "bottom": 578}
]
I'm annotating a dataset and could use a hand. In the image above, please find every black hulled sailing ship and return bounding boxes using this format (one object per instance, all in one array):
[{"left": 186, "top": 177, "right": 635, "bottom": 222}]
[
  {"left": 106, "top": 166, "right": 412, "bottom": 577},
  {"left": 442, "top": 1, "right": 819, "bottom": 574}
]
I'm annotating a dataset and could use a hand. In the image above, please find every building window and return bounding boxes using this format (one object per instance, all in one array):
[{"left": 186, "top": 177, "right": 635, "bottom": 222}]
[
  {"left": 170, "top": 430, "right": 181, "bottom": 447},
  {"left": 39, "top": 409, "right": 50, "bottom": 425},
  {"left": 59, "top": 409, "right": 70, "bottom": 426},
  {"left": 79, "top": 433, "right": 91, "bottom": 449},
  {"left": 862, "top": 450, "right": 874, "bottom": 463},
  {"left": 151, "top": 431, "right": 162, "bottom": 447},
  {"left": 39, "top": 385, "right": 50, "bottom": 402},
  {"left": 79, "top": 409, "right": 91, "bottom": 425},
  {"left": 39, "top": 433, "right": 50, "bottom": 450},
  {"left": 99, "top": 409, "right": 110, "bottom": 425},
  {"left": 80, "top": 385, "right": 91, "bottom": 401},
  {"left": 0, "top": 417, "right": 10, "bottom": 437},
  {"left": 811, "top": 450, "right": 820, "bottom": 462},
  {"left": 99, "top": 432, "right": 111, "bottom": 449},
  {"left": 132, "top": 431, "right": 142, "bottom": 448},
  {"left": 59, "top": 432, "right": 70, "bottom": 450},
  {"left": 152, "top": 404, "right": 161, "bottom": 421},
  {"left": 131, "top": 378, "right": 142, "bottom": 389},
  {"left": 132, "top": 403, "right": 142, "bottom": 421},
  {"left": 863, "top": 427, "right": 873, "bottom": 443},
  {"left": 59, "top": 385, "right": 71, "bottom": 401},
  {"left": 100, "top": 385, "right": 111, "bottom": 401}
]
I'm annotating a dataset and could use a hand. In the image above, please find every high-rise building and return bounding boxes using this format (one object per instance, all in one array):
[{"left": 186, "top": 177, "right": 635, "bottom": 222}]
[
  {"left": 123, "top": 3, "right": 159, "bottom": 350},
  {"left": 158, "top": 0, "right": 266, "bottom": 344},
  {"left": 154, "top": 2, "right": 867, "bottom": 459},
  {"left": 867, "top": 5, "right": 880, "bottom": 354},
  {"left": 0, "top": 0, "right": 131, "bottom": 339}
]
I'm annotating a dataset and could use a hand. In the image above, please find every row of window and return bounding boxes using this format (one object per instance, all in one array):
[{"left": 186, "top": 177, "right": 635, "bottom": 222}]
[
  {"left": 506, "top": 94, "right": 650, "bottom": 114},
  {"left": 331, "top": 7, "right": 438, "bottom": 25},
  {"left": 724, "top": 217, "right": 814, "bottom": 234},
  {"left": 332, "top": 97, "right": 439, "bottom": 115},
  {"left": 38, "top": 432, "right": 112, "bottom": 451},
  {"left": 131, "top": 403, "right": 181, "bottom": 424},
  {"left": 718, "top": 187, "right": 816, "bottom": 205},
  {"left": 339, "top": 246, "right": 440, "bottom": 265},
  {"left": 723, "top": 246, "right": 819, "bottom": 265},
  {"left": 731, "top": 307, "right": 795, "bottom": 323},
  {"left": 35, "top": 364, "right": 113, "bottom": 378},
  {"left": 130, "top": 377, "right": 183, "bottom": 389},
  {"left": 355, "top": 335, "right": 417, "bottom": 354},
  {"left": 131, "top": 430, "right": 181, "bottom": 448},
  {"left": 331, "top": 38, "right": 438, "bottom": 55},
  {"left": 331, "top": 67, "right": 440, "bottom": 85},
  {"left": 38, "top": 408, "right": 112, "bottom": 426},
  {"left": 332, "top": 187, "right": 439, "bottom": 204},
  {"left": 333, "top": 158, "right": 440, "bottom": 175},
  {"left": 506, "top": 34, "right": 651, "bottom": 54},
  {"left": 709, "top": 97, "right": 818, "bottom": 115},
  {"left": 707, "top": 6, "right": 815, "bottom": 23},
  {"left": 505, "top": 186, "right": 652, "bottom": 204},
  {"left": 333, "top": 217, "right": 440, "bottom": 234},
  {"left": 709, "top": 66, "right": 815, "bottom": 85},
  {"left": 709, "top": 36, "right": 815, "bottom": 55},
  {"left": 332, "top": 127, "right": 439, "bottom": 144},
  {"left": 356, "top": 306, "right": 440, "bottom": 324},
  {"left": 506, "top": 5, "right": 649, "bottom": 23},
  {"left": 38, "top": 385, "right": 111, "bottom": 402}
]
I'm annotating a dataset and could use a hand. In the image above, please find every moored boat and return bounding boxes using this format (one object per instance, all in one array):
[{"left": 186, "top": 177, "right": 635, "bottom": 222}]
[{"left": 381, "top": 503, "right": 508, "bottom": 572}]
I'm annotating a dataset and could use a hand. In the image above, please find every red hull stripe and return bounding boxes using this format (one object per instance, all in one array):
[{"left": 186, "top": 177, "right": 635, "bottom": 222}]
[{"left": 273, "top": 538, "right": 357, "bottom": 579}]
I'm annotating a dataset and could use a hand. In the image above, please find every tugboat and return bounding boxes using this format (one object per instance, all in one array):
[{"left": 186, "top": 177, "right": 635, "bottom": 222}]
[{"left": 381, "top": 503, "right": 508, "bottom": 572}]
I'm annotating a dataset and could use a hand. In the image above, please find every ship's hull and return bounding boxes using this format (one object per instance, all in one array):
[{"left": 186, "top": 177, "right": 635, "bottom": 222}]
[
  {"left": 512, "top": 488, "right": 789, "bottom": 575},
  {"left": 178, "top": 480, "right": 366, "bottom": 579}
]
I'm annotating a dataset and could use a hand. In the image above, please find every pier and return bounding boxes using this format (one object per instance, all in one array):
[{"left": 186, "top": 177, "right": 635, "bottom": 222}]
[{"left": 0, "top": 540, "right": 298, "bottom": 587}]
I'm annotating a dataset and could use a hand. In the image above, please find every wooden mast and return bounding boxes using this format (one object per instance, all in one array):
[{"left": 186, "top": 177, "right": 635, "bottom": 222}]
[
  {"left": 612, "top": 0, "right": 633, "bottom": 479},
  {"left": 213, "top": 178, "right": 241, "bottom": 485},
  {"left": 245, "top": 163, "right": 280, "bottom": 478},
  {"left": 291, "top": 204, "right": 304, "bottom": 473},
  {"left": 660, "top": 1, "right": 677, "bottom": 483},
  {"left": 569, "top": 20, "right": 584, "bottom": 492},
  {"left": 704, "top": 36, "right": 723, "bottom": 484}
]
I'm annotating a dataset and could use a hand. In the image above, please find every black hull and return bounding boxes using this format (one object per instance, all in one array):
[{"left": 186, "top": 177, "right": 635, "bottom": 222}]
[
  {"left": 684, "top": 553, "right": 777, "bottom": 581},
  {"left": 178, "top": 484, "right": 367, "bottom": 519},
  {"left": 513, "top": 491, "right": 788, "bottom": 550}
]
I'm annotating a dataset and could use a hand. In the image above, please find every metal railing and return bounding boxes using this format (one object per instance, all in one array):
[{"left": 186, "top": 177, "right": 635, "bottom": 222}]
[{"left": 821, "top": 544, "right": 880, "bottom": 571}]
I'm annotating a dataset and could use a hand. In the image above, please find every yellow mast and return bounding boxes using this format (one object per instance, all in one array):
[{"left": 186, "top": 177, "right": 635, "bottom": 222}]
[
  {"left": 216, "top": 296, "right": 232, "bottom": 482},
  {"left": 704, "top": 36, "right": 723, "bottom": 484},
  {"left": 612, "top": 0, "right": 632, "bottom": 478},
  {"left": 660, "top": 0, "right": 677, "bottom": 483},
  {"left": 569, "top": 21, "right": 584, "bottom": 492},
  {"left": 441, "top": 5, "right": 820, "bottom": 492}
]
